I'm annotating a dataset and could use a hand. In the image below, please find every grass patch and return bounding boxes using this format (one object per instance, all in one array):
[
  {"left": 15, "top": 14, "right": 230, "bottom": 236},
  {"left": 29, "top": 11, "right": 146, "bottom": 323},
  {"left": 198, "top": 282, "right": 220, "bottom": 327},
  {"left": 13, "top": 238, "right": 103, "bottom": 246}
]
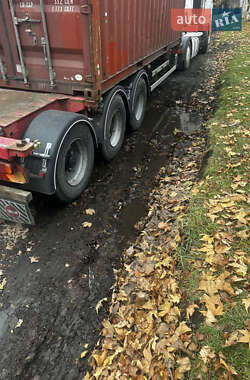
[{"left": 178, "top": 23, "right": 250, "bottom": 379}]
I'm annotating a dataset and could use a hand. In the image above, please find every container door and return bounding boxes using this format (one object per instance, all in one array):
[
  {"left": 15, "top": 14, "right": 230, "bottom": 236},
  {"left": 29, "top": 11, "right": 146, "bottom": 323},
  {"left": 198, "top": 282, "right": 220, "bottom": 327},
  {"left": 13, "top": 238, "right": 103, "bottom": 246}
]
[
  {"left": 0, "top": 1, "right": 21, "bottom": 82},
  {"left": 0, "top": 1, "right": 92, "bottom": 93}
]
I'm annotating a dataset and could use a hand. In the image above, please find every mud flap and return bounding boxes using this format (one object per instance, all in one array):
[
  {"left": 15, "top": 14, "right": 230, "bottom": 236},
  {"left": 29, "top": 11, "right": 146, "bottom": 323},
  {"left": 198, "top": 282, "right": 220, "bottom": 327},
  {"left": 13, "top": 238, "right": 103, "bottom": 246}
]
[{"left": 0, "top": 185, "right": 34, "bottom": 225}]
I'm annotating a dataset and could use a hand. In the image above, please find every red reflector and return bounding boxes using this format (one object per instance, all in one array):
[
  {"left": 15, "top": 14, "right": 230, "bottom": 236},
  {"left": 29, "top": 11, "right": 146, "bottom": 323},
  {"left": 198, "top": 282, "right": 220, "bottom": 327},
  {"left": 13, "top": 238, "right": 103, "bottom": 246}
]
[
  {"left": 0, "top": 161, "right": 13, "bottom": 174},
  {"left": 174, "top": 49, "right": 182, "bottom": 54}
]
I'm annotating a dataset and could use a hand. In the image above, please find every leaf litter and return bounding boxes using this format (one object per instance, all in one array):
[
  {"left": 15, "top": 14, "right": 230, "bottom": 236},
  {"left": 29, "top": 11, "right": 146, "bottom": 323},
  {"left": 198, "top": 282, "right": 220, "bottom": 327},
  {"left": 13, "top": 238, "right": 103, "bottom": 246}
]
[
  {"left": 83, "top": 30, "right": 250, "bottom": 379},
  {"left": 84, "top": 117, "right": 209, "bottom": 379}
]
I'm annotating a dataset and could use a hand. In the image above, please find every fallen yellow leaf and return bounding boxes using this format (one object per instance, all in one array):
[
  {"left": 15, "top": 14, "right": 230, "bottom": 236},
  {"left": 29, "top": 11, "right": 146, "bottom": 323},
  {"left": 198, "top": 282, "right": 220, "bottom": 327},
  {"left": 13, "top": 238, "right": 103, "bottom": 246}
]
[
  {"left": 30, "top": 257, "right": 39, "bottom": 263},
  {"left": 224, "top": 329, "right": 250, "bottom": 348},
  {"left": 15, "top": 319, "right": 23, "bottom": 328},
  {"left": 238, "top": 330, "right": 250, "bottom": 348},
  {"left": 200, "top": 234, "right": 214, "bottom": 244},
  {"left": 95, "top": 298, "right": 108, "bottom": 314},
  {"left": 219, "top": 356, "right": 237, "bottom": 375},
  {"left": 82, "top": 222, "right": 92, "bottom": 228},
  {"left": 233, "top": 210, "right": 248, "bottom": 224},
  {"left": 81, "top": 350, "right": 88, "bottom": 359},
  {"left": 236, "top": 230, "right": 248, "bottom": 239},
  {"left": 242, "top": 298, "right": 250, "bottom": 313},
  {"left": 192, "top": 187, "right": 199, "bottom": 196},
  {"left": 186, "top": 304, "right": 199, "bottom": 319},
  {"left": 200, "top": 294, "right": 224, "bottom": 325},
  {"left": 175, "top": 357, "right": 191, "bottom": 379},
  {"left": 0, "top": 278, "right": 7, "bottom": 290},
  {"left": 158, "top": 300, "right": 171, "bottom": 317},
  {"left": 199, "top": 346, "right": 216, "bottom": 363},
  {"left": 85, "top": 209, "right": 95, "bottom": 216},
  {"left": 175, "top": 322, "right": 191, "bottom": 336},
  {"left": 83, "top": 371, "right": 90, "bottom": 380}
]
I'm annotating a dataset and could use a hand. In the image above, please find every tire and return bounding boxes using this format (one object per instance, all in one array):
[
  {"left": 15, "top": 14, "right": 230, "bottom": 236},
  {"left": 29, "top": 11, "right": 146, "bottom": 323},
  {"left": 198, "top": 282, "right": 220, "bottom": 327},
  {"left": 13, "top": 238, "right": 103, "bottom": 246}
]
[
  {"left": 177, "top": 41, "right": 192, "bottom": 71},
  {"left": 101, "top": 93, "right": 126, "bottom": 161},
  {"left": 55, "top": 125, "right": 94, "bottom": 203},
  {"left": 129, "top": 75, "right": 148, "bottom": 131},
  {"left": 199, "top": 32, "right": 210, "bottom": 54}
]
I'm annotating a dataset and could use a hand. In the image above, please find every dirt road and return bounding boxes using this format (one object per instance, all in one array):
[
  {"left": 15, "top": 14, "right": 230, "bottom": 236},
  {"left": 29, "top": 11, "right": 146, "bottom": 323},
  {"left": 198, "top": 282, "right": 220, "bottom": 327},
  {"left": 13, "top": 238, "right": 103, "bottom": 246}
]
[{"left": 0, "top": 47, "right": 217, "bottom": 380}]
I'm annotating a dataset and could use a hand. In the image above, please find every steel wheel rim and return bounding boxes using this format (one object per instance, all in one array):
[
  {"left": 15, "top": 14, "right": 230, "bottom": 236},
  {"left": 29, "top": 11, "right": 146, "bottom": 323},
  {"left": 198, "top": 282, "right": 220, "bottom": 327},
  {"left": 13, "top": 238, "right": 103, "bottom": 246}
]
[
  {"left": 186, "top": 46, "right": 191, "bottom": 67},
  {"left": 110, "top": 111, "right": 123, "bottom": 147},
  {"left": 64, "top": 138, "right": 87, "bottom": 186},
  {"left": 135, "top": 92, "right": 145, "bottom": 121}
]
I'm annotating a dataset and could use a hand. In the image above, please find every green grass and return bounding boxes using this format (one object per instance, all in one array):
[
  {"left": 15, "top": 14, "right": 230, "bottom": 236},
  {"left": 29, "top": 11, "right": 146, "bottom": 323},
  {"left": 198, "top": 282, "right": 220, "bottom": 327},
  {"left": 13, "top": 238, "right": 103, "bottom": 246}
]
[
  {"left": 178, "top": 23, "right": 250, "bottom": 379},
  {"left": 186, "top": 302, "right": 250, "bottom": 379},
  {"left": 199, "top": 298, "right": 250, "bottom": 379}
]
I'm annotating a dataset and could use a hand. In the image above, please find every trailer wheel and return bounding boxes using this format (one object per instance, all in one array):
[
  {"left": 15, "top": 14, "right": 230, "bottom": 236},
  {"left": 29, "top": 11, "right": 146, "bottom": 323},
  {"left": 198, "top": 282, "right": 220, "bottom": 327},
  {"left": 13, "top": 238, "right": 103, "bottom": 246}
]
[
  {"left": 101, "top": 93, "right": 126, "bottom": 161},
  {"left": 129, "top": 74, "right": 148, "bottom": 131},
  {"left": 55, "top": 125, "right": 94, "bottom": 203},
  {"left": 178, "top": 41, "right": 192, "bottom": 71}
]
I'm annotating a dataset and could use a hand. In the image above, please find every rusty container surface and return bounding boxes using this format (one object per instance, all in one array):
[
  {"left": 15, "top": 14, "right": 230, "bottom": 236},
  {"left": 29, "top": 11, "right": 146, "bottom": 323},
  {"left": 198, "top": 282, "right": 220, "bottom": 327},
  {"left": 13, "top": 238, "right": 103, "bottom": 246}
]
[{"left": 0, "top": 0, "right": 184, "bottom": 99}]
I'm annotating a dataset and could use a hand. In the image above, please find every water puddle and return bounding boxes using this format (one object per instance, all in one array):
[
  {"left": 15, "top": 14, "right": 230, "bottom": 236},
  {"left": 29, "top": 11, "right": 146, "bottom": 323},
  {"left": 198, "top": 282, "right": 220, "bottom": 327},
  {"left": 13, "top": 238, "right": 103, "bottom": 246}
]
[
  {"left": 177, "top": 107, "right": 202, "bottom": 135},
  {"left": 118, "top": 199, "right": 147, "bottom": 247}
]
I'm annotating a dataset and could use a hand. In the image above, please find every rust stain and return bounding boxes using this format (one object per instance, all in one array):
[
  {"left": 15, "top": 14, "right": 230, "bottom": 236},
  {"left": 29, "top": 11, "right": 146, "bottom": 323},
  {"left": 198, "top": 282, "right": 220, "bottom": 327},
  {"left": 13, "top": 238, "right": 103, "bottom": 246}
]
[{"left": 106, "top": 42, "right": 129, "bottom": 78}]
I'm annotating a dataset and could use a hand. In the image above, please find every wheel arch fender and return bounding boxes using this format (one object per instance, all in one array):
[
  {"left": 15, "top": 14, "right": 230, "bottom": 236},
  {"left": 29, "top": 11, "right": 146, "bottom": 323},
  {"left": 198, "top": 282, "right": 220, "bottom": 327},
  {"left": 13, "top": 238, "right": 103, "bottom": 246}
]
[{"left": 24, "top": 110, "right": 96, "bottom": 195}]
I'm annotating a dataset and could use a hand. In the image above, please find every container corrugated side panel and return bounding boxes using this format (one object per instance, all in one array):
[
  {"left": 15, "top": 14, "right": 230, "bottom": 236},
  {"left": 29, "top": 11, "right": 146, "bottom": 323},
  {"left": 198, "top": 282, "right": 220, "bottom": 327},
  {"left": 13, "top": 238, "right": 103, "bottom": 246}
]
[
  {"left": 99, "top": 0, "right": 185, "bottom": 80},
  {"left": 0, "top": 1, "right": 92, "bottom": 95}
]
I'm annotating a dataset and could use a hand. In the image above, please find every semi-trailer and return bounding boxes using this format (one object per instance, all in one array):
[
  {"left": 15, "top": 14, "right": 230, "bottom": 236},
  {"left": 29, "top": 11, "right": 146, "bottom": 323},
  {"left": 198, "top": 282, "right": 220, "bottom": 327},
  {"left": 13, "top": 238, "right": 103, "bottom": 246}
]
[{"left": 0, "top": 0, "right": 211, "bottom": 224}]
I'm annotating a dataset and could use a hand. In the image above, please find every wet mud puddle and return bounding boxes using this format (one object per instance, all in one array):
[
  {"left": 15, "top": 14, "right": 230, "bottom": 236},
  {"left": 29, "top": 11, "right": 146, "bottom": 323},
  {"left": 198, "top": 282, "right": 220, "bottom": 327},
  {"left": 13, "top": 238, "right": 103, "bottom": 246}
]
[
  {"left": 117, "top": 103, "right": 202, "bottom": 246},
  {"left": 0, "top": 51, "right": 211, "bottom": 380}
]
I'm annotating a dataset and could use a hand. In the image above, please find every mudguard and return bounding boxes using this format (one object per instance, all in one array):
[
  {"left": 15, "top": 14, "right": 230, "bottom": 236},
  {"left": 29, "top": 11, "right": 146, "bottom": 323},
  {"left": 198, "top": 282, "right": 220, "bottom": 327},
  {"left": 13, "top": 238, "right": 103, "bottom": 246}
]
[{"left": 23, "top": 110, "right": 95, "bottom": 195}]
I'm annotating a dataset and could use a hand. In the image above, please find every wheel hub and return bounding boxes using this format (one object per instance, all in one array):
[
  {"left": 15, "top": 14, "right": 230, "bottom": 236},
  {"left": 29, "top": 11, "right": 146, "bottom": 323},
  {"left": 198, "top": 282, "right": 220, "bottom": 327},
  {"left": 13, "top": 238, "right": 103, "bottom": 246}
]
[
  {"left": 110, "top": 111, "right": 123, "bottom": 147},
  {"left": 135, "top": 93, "right": 145, "bottom": 121},
  {"left": 65, "top": 139, "right": 87, "bottom": 186},
  {"left": 186, "top": 46, "right": 191, "bottom": 67}
]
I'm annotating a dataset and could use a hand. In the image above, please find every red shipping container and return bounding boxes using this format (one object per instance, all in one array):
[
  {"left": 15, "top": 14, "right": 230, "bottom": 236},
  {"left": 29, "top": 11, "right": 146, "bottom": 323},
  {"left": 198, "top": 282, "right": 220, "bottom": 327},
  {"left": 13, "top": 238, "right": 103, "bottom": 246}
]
[{"left": 0, "top": 0, "right": 184, "bottom": 98}]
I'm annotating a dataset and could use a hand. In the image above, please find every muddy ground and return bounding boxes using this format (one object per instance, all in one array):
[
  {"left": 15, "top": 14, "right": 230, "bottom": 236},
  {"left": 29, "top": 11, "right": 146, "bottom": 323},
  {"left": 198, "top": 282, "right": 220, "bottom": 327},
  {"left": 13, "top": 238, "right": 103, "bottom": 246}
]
[{"left": 0, "top": 44, "right": 219, "bottom": 380}]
